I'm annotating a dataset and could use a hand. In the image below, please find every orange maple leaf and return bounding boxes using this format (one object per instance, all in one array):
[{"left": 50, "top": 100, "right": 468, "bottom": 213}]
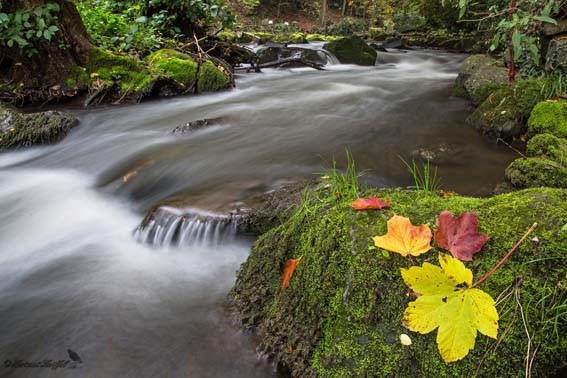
[
  {"left": 372, "top": 215, "right": 432, "bottom": 257},
  {"left": 281, "top": 256, "right": 302, "bottom": 290},
  {"left": 351, "top": 196, "right": 391, "bottom": 210}
]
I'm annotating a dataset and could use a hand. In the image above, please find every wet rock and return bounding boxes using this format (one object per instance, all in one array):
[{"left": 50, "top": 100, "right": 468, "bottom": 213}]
[
  {"left": 136, "top": 180, "right": 312, "bottom": 247},
  {"left": 383, "top": 38, "right": 407, "bottom": 49},
  {"left": 455, "top": 55, "right": 508, "bottom": 101},
  {"left": 466, "top": 79, "right": 543, "bottom": 140},
  {"left": 171, "top": 118, "right": 221, "bottom": 135},
  {"left": 369, "top": 42, "right": 388, "bottom": 52},
  {"left": 0, "top": 102, "right": 79, "bottom": 150},
  {"left": 324, "top": 36, "right": 377, "bottom": 66},
  {"left": 410, "top": 144, "right": 469, "bottom": 165},
  {"left": 256, "top": 46, "right": 329, "bottom": 66}
]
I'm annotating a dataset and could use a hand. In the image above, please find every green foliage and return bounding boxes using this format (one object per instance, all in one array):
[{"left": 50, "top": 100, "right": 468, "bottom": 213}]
[
  {"left": 77, "top": 1, "right": 162, "bottom": 54},
  {"left": 400, "top": 158, "right": 441, "bottom": 193},
  {"left": 321, "top": 150, "right": 366, "bottom": 203},
  {"left": 541, "top": 71, "right": 567, "bottom": 99},
  {"left": 0, "top": 3, "right": 60, "bottom": 56}
]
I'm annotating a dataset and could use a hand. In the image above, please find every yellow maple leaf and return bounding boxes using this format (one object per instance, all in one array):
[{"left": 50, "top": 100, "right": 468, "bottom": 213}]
[
  {"left": 401, "top": 254, "right": 499, "bottom": 362},
  {"left": 372, "top": 215, "right": 432, "bottom": 257}
]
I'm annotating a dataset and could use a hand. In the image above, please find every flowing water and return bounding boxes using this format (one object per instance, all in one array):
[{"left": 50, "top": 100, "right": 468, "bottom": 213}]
[{"left": 0, "top": 47, "right": 517, "bottom": 377}]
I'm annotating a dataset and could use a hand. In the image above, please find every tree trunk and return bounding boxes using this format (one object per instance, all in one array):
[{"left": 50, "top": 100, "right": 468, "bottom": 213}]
[
  {"left": 0, "top": 0, "right": 94, "bottom": 100},
  {"left": 342, "top": 0, "right": 347, "bottom": 16},
  {"left": 508, "top": 0, "right": 517, "bottom": 84},
  {"left": 321, "top": 0, "right": 328, "bottom": 33}
]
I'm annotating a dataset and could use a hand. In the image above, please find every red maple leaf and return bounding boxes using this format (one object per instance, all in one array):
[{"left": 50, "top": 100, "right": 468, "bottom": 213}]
[
  {"left": 434, "top": 211, "right": 489, "bottom": 261},
  {"left": 351, "top": 196, "right": 391, "bottom": 210}
]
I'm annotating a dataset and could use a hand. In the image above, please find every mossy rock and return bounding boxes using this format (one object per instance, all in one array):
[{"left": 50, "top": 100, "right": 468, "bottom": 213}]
[
  {"left": 467, "top": 79, "right": 544, "bottom": 140},
  {"left": 505, "top": 157, "right": 567, "bottom": 189},
  {"left": 197, "top": 60, "right": 231, "bottom": 93},
  {"left": 147, "top": 49, "right": 198, "bottom": 87},
  {"left": 272, "top": 32, "right": 307, "bottom": 44},
  {"left": 470, "top": 82, "right": 508, "bottom": 107},
  {"left": 545, "top": 37, "right": 567, "bottom": 74},
  {"left": 455, "top": 55, "right": 508, "bottom": 101},
  {"left": 324, "top": 36, "right": 377, "bottom": 66},
  {"left": 527, "top": 100, "right": 567, "bottom": 139},
  {"left": 526, "top": 133, "right": 567, "bottom": 163},
  {"left": 306, "top": 34, "right": 340, "bottom": 42},
  {"left": 87, "top": 48, "right": 154, "bottom": 95},
  {"left": 0, "top": 102, "right": 78, "bottom": 150},
  {"left": 231, "top": 185, "right": 567, "bottom": 377}
]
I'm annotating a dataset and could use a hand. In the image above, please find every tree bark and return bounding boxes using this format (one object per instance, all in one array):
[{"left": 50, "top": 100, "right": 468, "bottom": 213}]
[
  {"left": 321, "top": 0, "right": 328, "bottom": 33},
  {"left": 0, "top": 0, "right": 94, "bottom": 94}
]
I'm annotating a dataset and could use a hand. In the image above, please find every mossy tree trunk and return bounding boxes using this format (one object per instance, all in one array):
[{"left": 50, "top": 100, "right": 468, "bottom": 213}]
[{"left": 0, "top": 0, "right": 94, "bottom": 101}]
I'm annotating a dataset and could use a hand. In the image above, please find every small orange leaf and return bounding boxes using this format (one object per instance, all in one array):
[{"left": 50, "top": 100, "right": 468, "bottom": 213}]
[
  {"left": 373, "top": 215, "right": 432, "bottom": 257},
  {"left": 281, "top": 256, "right": 302, "bottom": 290},
  {"left": 351, "top": 195, "right": 391, "bottom": 210}
]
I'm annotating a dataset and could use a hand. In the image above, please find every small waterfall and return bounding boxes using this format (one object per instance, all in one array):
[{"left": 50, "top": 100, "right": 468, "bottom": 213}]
[{"left": 134, "top": 206, "right": 238, "bottom": 248}]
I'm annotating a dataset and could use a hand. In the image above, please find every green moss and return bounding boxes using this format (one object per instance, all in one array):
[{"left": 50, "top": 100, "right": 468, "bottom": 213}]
[
  {"left": 272, "top": 32, "right": 307, "bottom": 44},
  {"left": 87, "top": 48, "right": 154, "bottom": 93},
  {"left": 527, "top": 100, "right": 567, "bottom": 139},
  {"left": 231, "top": 185, "right": 567, "bottom": 377},
  {"left": 306, "top": 34, "right": 340, "bottom": 42},
  {"left": 471, "top": 82, "right": 508, "bottom": 106},
  {"left": 147, "top": 49, "right": 198, "bottom": 86},
  {"left": 65, "top": 64, "right": 89, "bottom": 89},
  {"left": 505, "top": 157, "right": 567, "bottom": 189},
  {"left": 526, "top": 133, "right": 567, "bottom": 163},
  {"left": 197, "top": 60, "right": 231, "bottom": 93},
  {"left": 467, "top": 79, "right": 544, "bottom": 140},
  {"left": 324, "top": 36, "right": 377, "bottom": 66}
]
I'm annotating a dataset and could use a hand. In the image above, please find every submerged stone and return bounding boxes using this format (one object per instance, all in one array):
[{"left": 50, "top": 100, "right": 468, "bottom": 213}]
[
  {"left": 0, "top": 102, "right": 78, "bottom": 150},
  {"left": 230, "top": 185, "right": 567, "bottom": 377}
]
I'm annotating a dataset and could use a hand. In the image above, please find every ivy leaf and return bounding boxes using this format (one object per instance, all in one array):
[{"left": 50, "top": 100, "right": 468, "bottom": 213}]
[
  {"left": 533, "top": 16, "right": 557, "bottom": 25},
  {"left": 281, "top": 256, "right": 302, "bottom": 291},
  {"left": 401, "top": 254, "right": 499, "bottom": 362},
  {"left": 372, "top": 215, "right": 432, "bottom": 257},
  {"left": 434, "top": 211, "right": 489, "bottom": 261},
  {"left": 512, "top": 30, "right": 522, "bottom": 61},
  {"left": 351, "top": 196, "right": 391, "bottom": 210}
]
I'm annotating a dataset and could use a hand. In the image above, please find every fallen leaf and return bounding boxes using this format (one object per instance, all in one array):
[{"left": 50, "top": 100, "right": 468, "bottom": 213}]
[
  {"left": 399, "top": 333, "right": 412, "bottom": 346},
  {"left": 372, "top": 215, "right": 432, "bottom": 257},
  {"left": 281, "top": 256, "right": 302, "bottom": 290},
  {"left": 434, "top": 211, "right": 489, "bottom": 261},
  {"left": 351, "top": 196, "right": 391, "bottom": 210},
  {"left": 401, "top": 254, "right": 499, "bottom": 362}
]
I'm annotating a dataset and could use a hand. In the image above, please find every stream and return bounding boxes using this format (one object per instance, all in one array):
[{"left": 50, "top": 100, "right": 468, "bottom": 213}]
[{"left": 0, "top": 47, "right": 517, "bottom": 377}]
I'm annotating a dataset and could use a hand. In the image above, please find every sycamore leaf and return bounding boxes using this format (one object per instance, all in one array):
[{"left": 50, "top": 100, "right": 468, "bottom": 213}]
[
  {"left": 281, "top": 256, "right": 302, "bottom": 290},
  {"left": 401, "top": 254, "right": 499, "bottom": 362},
  {"left": 372, "top": 215, "right": 432, "bottom": 257},
  {"left": 351, "top": 196, "right": 391, "bottom": 210},
  {"left": 434, "top": 211, "right": 489, "bottom": 261}
]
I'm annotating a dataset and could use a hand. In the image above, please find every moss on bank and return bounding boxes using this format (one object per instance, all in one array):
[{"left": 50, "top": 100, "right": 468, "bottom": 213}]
[
  {"left": 526, "top": 133, "right": 567, "bottom": 163},
  {"left": 197, "top": 60, "right": 231, "bottom": 93},
  {"left": 528, "top": 100, "right": 567, "bottom": 139},
  {"left": 147, "top": 49, "right": 198, "bottom": 87},
  {"left": 231, "top": 185, "right": 567, "bottom": 378}
]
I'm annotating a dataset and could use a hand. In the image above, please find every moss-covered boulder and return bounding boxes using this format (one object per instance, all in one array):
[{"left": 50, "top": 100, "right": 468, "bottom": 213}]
[
  {"left": 272, "top": 32, "right": 308, "bottom": 44},
  {"left": 527, "top": 100, "right": 567, "bottom": 138},
  {"left": 505, "top": 157, "right": 567, "bottom": 188},
  {"left": 455, "top": 55, "right": 508, "bottom": 101},
  {"left": 230, "top": 185, "right": 567, "bottom": 377},
  {"left": 324, "top": 37, "right": 377, "bottom": 66},
  {"left": 0, "top": 102, "right": 78, "bottom": 150},
  {"left": 147, "top": 49, "right": 198, "bottom": 87},
  {"left": 526, "top": 133, "right": 567, "bottom": 162},
  {"left": 467, "top": 80, "right": 544, "bottom": 140},
  {"left": 197, "top": 60, "right": 231, "bottom": 93}
]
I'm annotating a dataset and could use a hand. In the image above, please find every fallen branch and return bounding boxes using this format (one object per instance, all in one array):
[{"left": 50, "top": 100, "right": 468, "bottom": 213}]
[{"left": 235, "top": 57, "right": 325, "bottom": 72}]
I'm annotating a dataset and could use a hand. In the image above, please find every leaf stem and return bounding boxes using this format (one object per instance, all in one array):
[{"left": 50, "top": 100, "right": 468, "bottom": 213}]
[{"left": 472, "top": 223, "right": 537, "bottom": 288}]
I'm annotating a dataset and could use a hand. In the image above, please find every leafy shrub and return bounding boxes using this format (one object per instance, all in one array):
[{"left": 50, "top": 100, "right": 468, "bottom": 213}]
[{"left": 0, "top": 3, "right": 60, "bottom": 56}]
